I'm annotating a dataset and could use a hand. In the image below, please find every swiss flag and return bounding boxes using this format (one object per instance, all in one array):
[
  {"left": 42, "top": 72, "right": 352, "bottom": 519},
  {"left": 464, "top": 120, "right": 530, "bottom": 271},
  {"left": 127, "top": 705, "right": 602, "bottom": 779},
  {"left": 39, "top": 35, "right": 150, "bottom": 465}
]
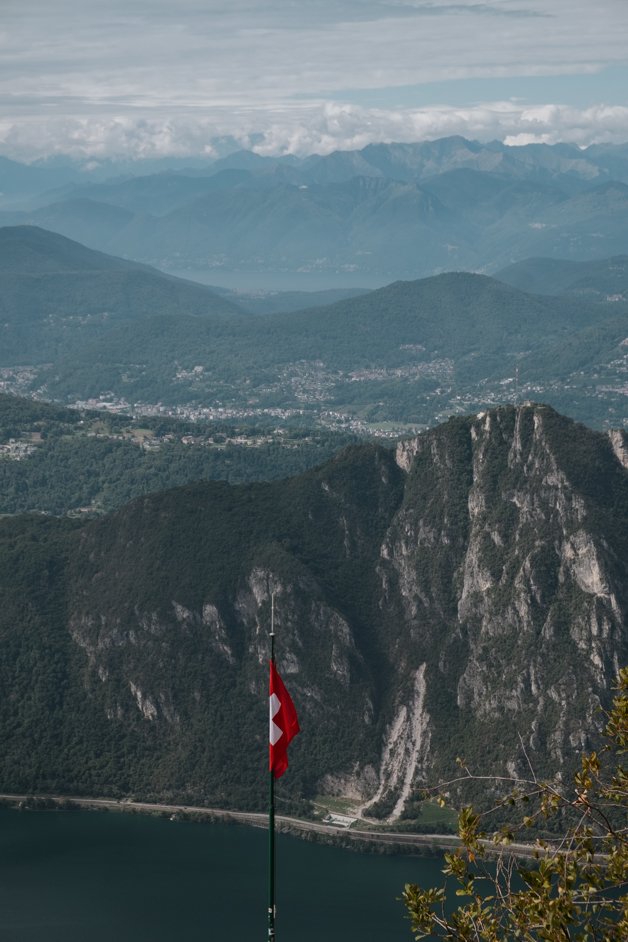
[{"left": 269, "top": 660, "right": 300, "bottom": 779}]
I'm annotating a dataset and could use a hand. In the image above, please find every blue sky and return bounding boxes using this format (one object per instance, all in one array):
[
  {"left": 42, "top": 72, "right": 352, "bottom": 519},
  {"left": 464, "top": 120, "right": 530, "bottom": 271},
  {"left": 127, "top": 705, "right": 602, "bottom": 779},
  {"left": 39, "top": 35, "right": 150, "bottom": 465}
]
[{"left": 1, "top": 0, "right": 627, "bottom": 160}]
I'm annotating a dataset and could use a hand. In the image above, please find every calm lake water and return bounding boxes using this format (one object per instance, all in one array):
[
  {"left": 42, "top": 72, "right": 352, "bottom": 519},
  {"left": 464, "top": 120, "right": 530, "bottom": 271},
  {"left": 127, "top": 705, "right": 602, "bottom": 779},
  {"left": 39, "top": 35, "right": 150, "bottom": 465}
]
[
  {"left": 0, "top": 808, "right": 447, "bottom": 941},
  {"left": 163, "top": 267, "right": 391, "bottom": 293}
]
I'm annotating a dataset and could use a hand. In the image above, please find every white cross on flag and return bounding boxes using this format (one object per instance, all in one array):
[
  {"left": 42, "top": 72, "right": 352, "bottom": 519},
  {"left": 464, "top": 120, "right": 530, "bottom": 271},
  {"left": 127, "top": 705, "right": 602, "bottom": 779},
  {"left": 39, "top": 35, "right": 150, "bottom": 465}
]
[{"left": 269, "top": 660, "right": 300, "bottom": 779}]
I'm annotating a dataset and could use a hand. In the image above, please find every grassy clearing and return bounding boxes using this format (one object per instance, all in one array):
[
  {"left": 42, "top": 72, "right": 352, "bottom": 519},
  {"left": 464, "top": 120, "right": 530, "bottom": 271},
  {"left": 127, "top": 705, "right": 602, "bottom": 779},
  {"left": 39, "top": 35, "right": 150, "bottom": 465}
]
[
  {"left": 411, "top": 800, "right": 457, "bottom": 829},
  {"left": 312, "top": 795, "right": 361, "bottom": 818},
  {"left": 313, "top": 795, "right": 457, "bottom": 832}
]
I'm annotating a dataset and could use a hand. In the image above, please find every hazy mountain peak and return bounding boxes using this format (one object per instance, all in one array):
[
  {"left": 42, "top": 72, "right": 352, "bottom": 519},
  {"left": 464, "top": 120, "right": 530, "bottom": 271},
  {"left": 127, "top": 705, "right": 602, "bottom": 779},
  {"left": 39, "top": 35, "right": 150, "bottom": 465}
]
[{"left": 0, "top": 224, "right": 139, "bottom": 273}]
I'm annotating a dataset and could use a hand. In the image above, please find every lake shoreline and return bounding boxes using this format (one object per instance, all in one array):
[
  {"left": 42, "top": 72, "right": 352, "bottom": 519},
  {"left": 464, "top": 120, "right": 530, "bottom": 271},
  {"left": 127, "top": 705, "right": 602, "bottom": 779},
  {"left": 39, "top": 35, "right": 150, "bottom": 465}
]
[
  {"left": 0, "top": 791, "right": 540, "bottom": 859},
  {"left": 0, "top": 791, "right": 454, "bottom": 856}
]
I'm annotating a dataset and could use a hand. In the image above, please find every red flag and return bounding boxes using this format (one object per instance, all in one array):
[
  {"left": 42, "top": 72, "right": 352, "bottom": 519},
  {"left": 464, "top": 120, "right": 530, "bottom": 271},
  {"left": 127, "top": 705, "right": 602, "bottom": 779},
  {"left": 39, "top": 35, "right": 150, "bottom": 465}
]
[{"left": 269, "top": 660, "right": 300, "bottom": 779}]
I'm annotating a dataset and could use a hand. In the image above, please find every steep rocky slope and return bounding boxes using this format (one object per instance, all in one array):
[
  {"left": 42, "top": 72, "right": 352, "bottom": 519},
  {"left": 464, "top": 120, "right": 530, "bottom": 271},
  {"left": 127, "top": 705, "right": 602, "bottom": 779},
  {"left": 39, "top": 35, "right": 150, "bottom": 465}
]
[{"left": 0, "top": 404, "right": 626, "bottom": 814}]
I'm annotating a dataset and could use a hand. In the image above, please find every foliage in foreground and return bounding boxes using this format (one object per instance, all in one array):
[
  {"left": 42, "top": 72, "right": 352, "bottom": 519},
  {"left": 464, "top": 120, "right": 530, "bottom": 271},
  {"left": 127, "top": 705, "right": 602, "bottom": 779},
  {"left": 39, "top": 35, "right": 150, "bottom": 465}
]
[{"left": 403, "top": 668, "right": 628, "bottom": 941}]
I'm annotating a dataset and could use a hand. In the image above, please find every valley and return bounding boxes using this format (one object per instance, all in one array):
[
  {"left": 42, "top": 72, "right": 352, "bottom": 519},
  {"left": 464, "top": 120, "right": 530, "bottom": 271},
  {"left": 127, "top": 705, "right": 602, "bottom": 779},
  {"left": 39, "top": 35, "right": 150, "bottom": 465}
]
[
  {"left": 3, "top": 0, "right": 628, "bottom": 932},
  {"left": 0, "top": 136, "right": 626, "bottom": 852},
  {"left": 0, "top": 225, "right": 626, "bottom": 433}
]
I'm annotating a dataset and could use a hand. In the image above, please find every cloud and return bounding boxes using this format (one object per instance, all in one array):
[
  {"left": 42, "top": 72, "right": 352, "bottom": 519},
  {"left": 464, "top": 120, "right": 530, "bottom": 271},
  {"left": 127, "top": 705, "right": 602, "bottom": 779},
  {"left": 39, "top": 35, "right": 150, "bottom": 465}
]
[
  {"left": 3, "top": 1, "right": 627, "bottom": 104},
  {"left": 0, "top": 1, "right": 626, "bottom": 159},
  {"left": 2, "top": 100, "right": 628, "bottom": 162},
  {"left": 384, "top": 1, "right": 550, "bottom": 17},
  {"left": 253, "top": 101, "right": 628, "bottom": 155}
]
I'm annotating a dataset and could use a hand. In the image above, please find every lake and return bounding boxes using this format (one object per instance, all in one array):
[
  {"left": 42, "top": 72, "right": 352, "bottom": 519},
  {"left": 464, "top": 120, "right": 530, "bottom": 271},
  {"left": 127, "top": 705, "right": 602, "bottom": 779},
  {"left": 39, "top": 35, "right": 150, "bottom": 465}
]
[
  {"left": 162, "top": 267, "right": 391, "bottom": 293},
  {"left": 0, "top": 807, "right": 448, "bottom": 941}
]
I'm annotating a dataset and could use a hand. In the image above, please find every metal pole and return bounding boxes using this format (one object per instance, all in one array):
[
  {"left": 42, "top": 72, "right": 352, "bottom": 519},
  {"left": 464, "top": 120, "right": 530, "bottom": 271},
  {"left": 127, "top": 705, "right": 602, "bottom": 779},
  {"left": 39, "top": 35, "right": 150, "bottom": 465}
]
[{"left": 268, "top": 594, "right": 276, "bottom": 942}]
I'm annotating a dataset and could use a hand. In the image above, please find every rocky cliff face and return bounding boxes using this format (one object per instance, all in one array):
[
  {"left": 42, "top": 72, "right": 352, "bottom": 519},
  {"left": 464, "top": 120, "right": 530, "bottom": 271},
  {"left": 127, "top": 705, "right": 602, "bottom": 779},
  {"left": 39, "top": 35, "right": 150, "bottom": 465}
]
[
  {"left": 378, "top": 405, "right": 627, "bottom": 813},
  {"left": 0, "top": 405, "right": 626, "bottom": 814}
]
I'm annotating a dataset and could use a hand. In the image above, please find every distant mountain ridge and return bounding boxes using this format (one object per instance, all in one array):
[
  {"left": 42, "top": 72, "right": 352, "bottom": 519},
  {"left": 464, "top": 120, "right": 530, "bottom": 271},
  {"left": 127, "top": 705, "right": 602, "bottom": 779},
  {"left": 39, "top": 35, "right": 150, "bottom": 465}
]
[
  {"left": 2, "top": 137, "right": 628, "bottom": 279},
  {"left": 0, "top": 226, "right": 246, "bottom": 365},
  {"left": 0, "top": 223, "right": 151, "bottom": 274},
  {"left": 496, "top": 255, "right": 628, "bottom": 299},
  {"left": 0, "top": 403, "right": 625, "bottom": 813}
]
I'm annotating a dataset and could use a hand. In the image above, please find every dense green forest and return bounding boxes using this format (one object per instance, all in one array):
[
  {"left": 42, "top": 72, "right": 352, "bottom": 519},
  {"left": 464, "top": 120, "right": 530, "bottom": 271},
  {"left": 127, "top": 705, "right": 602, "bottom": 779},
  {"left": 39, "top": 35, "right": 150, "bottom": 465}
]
[
  {"left": 0, "top": 403, "right": 625, "bottom": 813},
  {"left": 0, "top": 394, "right": 358, "bottom": 515}
]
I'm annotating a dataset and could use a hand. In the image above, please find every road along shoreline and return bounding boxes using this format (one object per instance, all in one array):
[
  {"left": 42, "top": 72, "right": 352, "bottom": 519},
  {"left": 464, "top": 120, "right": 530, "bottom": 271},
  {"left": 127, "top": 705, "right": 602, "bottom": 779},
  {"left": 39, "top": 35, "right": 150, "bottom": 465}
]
[{"left": 0, "top": 792, "right": 542, "bottom": 859}]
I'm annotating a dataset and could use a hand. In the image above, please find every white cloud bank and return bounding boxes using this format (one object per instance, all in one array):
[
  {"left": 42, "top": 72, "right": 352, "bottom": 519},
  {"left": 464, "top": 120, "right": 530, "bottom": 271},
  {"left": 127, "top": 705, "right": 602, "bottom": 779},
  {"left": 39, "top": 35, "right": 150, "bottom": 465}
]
[
  {"left": 2, "top": 101, "right": 628, "bottom": 161},
  {"left": 1, "top": 0, "right": 627, "bottom": 159},
  {"left": 251, "top": 101, "right": 628, "bottom": 156}
]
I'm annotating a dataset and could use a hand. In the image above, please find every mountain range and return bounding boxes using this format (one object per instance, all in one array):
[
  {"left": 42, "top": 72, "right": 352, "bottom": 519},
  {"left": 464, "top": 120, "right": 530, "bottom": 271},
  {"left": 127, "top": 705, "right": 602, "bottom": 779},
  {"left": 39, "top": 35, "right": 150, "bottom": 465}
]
[
  {"left": 2, "top": 139, "right": 627, "bottom": 829},
  {"left": 1, "top": 225, "right": 626, "bottom": 432},
  {"left": 2, "top": 137, "right": 628, "bottom": 279},
  {"left": 0, "top": 403, "right": 625, "bottom": 815},
  {"left": 495, "top": 254, "right": 628, "bottom": 300}
]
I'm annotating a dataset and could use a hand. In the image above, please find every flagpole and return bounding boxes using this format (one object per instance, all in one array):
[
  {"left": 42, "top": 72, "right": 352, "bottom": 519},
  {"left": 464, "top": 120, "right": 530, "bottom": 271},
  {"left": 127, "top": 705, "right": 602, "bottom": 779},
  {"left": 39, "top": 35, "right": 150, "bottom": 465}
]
[{"left": 268, "top": 593, "right": 276, "bottom": 942}]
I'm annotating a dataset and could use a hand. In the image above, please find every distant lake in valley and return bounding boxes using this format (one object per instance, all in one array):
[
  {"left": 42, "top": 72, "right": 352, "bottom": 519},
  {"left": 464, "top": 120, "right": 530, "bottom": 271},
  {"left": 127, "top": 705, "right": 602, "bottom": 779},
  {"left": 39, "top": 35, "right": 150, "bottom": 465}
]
[
  {"left": 0, "top": 807, "right": 448, "bottom": 941},
  {"left": 162, "top": 267, "right": 393, "bottom": 293}
]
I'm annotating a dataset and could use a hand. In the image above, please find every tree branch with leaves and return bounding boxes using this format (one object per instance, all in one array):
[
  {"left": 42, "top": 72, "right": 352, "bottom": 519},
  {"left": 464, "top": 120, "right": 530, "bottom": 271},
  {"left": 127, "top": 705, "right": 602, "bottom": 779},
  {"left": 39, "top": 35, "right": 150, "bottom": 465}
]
[{"left": 403, "top": 667, "right": 628, "bottom": 941}]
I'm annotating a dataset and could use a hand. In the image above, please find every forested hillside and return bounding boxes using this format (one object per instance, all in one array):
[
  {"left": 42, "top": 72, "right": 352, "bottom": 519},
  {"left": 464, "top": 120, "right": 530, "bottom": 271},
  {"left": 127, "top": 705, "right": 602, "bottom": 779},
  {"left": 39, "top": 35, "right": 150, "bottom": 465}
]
[
  {"left": 2, "top": 226, "right": 626, "bottom": 431},
  {"left": 0, "top": 394, "right": 357, "bottom": 515},
  {"left": 0, "top": 225, "right": 245, "bottom": 364},
  {"left": 0, "top": 403, "right": 625, "bottom": 816}
]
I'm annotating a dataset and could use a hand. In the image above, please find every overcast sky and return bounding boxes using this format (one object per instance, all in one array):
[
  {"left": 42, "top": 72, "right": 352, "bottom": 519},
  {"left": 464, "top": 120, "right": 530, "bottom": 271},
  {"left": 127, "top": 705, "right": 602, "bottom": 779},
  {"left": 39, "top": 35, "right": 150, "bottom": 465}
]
[{"left": 2, "top": 0, "right": 628, "bottom": 161}]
